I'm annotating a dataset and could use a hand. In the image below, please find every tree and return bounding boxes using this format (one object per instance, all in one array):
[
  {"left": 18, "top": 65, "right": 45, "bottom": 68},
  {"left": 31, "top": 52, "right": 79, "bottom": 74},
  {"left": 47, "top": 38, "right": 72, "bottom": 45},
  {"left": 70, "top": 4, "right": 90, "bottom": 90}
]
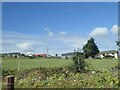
[
  {"left": 72, "top": 52, "right": 86, "bottom": 72},
  {"left": 116, "top": 41, "right": 120, "bottom": 47},
  {"left": 82, "top": 37, "right": 99, "bottom": 58},
  {"left": 55, "top": 54, "right": 58, "bottom": 57}
]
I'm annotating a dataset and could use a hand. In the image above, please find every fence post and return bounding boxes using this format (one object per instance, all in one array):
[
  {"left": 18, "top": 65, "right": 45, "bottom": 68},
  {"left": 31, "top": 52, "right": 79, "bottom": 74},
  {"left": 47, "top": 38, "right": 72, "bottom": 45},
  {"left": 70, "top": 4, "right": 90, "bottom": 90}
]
[
  {"left": 38, "top": 59, "right": 41, "bottom": 70},
  {"left": 18, "top": 59, "right": 21, "bottom": 72},
  {"left": 6, "top": 75, "right": 14, "bottom": 90}
]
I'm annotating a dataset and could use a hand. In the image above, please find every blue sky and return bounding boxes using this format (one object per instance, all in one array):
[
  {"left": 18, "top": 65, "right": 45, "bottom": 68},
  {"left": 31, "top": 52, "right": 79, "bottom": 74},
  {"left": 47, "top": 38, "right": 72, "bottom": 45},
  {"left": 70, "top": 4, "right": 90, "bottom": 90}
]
[{"left": 2, "top": 2, "right": 118, "bottom": 55}]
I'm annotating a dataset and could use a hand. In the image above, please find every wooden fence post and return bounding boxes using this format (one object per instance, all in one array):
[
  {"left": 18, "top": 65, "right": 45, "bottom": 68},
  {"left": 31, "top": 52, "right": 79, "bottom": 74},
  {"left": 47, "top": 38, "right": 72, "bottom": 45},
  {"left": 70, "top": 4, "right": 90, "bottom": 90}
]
[
  {"left": 38, "top": 59, "right": 41, "bottom": 70},
  {"left": 18, "top": 59, "right": 21, "bottom": 72},
  {"left": 6, "top": 75, "right": 14, "bottom": 90}
]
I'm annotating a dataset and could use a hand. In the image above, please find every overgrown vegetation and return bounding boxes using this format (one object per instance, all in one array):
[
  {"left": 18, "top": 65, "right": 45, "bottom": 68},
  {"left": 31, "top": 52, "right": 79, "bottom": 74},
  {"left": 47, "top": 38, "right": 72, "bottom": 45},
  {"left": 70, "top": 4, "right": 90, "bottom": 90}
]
[
  {"left": 2, "top": 66, "right": 119, "bottom": 88},
  {"left": 72, "top": 52, "right": 86, "bottom": 72}
]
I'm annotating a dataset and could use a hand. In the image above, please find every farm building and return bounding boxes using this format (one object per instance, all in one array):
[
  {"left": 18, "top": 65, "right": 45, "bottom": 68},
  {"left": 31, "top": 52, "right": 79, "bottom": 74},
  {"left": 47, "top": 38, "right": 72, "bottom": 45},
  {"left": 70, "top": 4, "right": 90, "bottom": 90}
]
[
  {"left": 61, "top": 52, "right": 75, "bottom": 59},
  {"left": 96, "top": 50, "right": 118, "bottom": 59},
  {"left": 62, "top": 52, "right": 84, "bottom": 59},
  {"left": 8, "top": 52, "right": 22, "bottom": 58}
]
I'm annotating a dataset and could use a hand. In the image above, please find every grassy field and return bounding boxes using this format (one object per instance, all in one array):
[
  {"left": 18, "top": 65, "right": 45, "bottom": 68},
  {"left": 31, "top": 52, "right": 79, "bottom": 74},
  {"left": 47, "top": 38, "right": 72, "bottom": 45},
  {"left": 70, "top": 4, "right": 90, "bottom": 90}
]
[
  {"left": 85, "top": 59, "right": 118, "bottom": 71},
  {"left": 2, "top": 57, "right": 73, "bottom": 70},
  {"left": 2, "top": 57, "right": 118, "bottom": 71},
  {"left": 2, "top": 57, "right": 119, "bottom": 88}
]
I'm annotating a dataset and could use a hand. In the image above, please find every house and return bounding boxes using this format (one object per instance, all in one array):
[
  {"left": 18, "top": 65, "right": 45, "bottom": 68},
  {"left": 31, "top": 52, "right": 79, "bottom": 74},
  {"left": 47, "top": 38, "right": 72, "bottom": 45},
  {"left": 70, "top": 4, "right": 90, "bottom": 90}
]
[
  {"left": 96, "top": 50, "right": 118, "bottom": 59},
  {"left": 24, "top": 52, "right": 33, "bottom": 57},
  {"left": 61, "top": 52, "right": 78, "bottom": 59},
  {"left": 62, "top": 52, "right": 84, "bottom": 59},
  {"left": 8, "top": 52, "right": 21, "bottom": 58}
]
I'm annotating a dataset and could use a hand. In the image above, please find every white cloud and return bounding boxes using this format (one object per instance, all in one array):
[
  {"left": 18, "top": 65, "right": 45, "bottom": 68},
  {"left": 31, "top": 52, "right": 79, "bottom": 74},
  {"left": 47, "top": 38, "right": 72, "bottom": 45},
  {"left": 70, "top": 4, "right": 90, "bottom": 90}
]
[
  {"left": 43, "top": 28, "right": 53, "bottom": 37},
  {"left": 16, "top": 42, "right": 32, "bottom": 50},
  {"left": 89, "top": 27, "right": 108, "bottom": 37},
  {"left": 43, "top": 28, "right": 50, "bottom": 31},
  {"left": 2, "top": 40, "right": 17, "bottom": 44},
  {"left": 48, "top": 31, "right": 53, "bottom": 37},
  {"left": 60, "top": 31, "right": 66, "bottom": 35},
  {"left": 2, "top": 31, "right": 44, "bottom": 53},
  {"left": 59, "top": 36, "right": 86, "bottom": 49},
  {"left": 111, "top": 25, "right": 118, "bottom": 35},
  {"left": 2, "top": 24, "right": 118, "bottom": 54}
]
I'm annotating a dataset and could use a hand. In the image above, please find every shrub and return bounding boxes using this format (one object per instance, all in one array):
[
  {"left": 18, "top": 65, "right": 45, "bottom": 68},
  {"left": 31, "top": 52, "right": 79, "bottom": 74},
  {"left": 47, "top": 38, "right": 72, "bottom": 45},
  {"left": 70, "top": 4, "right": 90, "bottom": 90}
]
[
  {"left": 72, "top": 52, "right": 86, "bottom": 72},
  {"left": 29, "top": 56, "right": 35, "bottom": 59},
  {"left": 2, "top": 69, "right": 18, "bottom": 77},
  {"left": 65, "top": 56, "right": 68, "bottom": 60}
]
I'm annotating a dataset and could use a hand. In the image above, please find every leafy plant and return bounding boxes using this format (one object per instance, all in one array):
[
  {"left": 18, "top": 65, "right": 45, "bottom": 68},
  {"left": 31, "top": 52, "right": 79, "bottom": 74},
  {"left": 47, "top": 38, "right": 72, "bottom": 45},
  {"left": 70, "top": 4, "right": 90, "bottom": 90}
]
[{"left": 72, "top": 52, "right": 86, "bottom": 72}]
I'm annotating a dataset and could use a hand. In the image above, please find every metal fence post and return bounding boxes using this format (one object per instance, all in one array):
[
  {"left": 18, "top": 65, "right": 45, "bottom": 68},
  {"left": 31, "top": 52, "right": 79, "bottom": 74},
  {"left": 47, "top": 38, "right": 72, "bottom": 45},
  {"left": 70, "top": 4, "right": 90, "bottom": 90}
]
[{"left": 6, "top": 75, "right": 14, "bottom": 90}]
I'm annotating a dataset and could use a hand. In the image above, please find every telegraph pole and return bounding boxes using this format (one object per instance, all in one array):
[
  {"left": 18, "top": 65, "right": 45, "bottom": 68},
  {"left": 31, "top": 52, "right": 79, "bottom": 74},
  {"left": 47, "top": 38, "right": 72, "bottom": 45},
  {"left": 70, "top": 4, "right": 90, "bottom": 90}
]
[{"left": 47, "top": 46, "right": 48, "bottom": 56}]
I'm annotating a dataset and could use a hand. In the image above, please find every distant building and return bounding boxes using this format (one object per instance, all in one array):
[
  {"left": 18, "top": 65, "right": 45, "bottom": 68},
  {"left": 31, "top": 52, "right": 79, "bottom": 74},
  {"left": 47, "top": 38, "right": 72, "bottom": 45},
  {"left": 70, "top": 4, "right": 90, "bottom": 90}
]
[
  {"left": 61, "top": 52, "right": 75, "bottom": 59},
  {"left": 8, "top": 52, "right": 21, "bottom": 58},
  {"left": 24, "top": 52, "right": 33, "bottom": 56},
  {"left": 33, "top": 54, "right": 47, "bottom": 57},
  {"left": 0, "top": 53, "right": 8, "bottom": 57},
  {"left": 96, "top": 50, "right": 118, "bottom": 59}
]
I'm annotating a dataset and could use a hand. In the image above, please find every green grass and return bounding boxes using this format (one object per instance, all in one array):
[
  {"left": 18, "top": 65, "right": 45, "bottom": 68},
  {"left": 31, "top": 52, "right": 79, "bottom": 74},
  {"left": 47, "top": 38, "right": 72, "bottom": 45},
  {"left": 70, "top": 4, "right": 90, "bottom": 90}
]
[
  {"left": 2, "top": 57, "right": 118, "bottom": 71},
  {"left": 85, "top": 59, "right": 118, "bottom": 71},
  {"left": 2, "top": 57, "right": 73, "bottom": 70}
]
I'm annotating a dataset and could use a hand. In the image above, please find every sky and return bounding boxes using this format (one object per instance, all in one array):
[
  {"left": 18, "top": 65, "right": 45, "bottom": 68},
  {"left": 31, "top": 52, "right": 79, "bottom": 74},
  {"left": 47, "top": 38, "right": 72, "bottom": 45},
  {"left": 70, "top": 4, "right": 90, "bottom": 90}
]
[
  {"left": 2, "top": 2, "right": 118, "bottom": 55},
  {"left": 2, "top": 0, "right": 120, "bottom": 2}
]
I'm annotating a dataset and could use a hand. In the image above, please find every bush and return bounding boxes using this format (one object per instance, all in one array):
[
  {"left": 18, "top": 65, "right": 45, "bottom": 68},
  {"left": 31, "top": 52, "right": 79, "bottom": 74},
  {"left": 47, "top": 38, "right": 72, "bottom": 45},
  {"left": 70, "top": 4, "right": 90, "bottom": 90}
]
[
  {"left": 65, "top": 56, "right": 68, "bottom": 60},
  {"left": 72, "top": 52, "right": 86, "bottom": 72},
  {"left": 29, "top": 56, "right": 35, "bottom": 59},
  {"left": 2, "top": 69, "right": 18, "bottom": 77}
]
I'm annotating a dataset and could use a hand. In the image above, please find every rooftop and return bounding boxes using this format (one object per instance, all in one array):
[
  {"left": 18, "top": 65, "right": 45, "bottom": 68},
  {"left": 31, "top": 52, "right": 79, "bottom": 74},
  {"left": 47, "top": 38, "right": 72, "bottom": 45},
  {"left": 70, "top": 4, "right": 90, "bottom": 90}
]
[{"left": 99, "top": 50, "right": 118, "bottom": 54}]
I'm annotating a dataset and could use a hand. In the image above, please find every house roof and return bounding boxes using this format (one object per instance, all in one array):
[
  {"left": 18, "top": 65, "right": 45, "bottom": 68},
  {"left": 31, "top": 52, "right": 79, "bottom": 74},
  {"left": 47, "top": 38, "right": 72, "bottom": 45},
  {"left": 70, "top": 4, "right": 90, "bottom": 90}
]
[
  {"left": 62, "top": 52, "right": 75, "bottom": 56},
  {"left": 9, "top": 52, "right": 21, "bottom": 54},
  {"left": 62, "top": 52, "right": 83, "bottom": 56},
  {"left": 99, "top": 50, "right": 118, "bottom": 54}
]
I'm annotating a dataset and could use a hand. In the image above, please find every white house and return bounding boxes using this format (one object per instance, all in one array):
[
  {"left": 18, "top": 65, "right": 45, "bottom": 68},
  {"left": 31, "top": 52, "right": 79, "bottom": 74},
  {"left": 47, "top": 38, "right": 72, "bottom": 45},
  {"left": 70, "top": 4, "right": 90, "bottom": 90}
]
[
  {"left": 8, "top": 52, "right": 21, "bottom": 58},
  {"left": 97, "top": 50, "right": 118, "bottom": 59}
]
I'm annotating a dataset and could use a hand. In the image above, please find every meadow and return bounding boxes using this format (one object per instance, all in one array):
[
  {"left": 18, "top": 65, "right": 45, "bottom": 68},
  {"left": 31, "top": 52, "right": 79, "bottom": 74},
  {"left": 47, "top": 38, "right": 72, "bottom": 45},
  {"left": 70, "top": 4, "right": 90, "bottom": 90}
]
[
  {"left": 2, "top": 57, "right": 118, "bottom": 72},
  {"left": 2, "top": 57, "right": 72, "bottom": 70},
  {"left": 2, "top": 57, "right": 119, "bottom": 88}
]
